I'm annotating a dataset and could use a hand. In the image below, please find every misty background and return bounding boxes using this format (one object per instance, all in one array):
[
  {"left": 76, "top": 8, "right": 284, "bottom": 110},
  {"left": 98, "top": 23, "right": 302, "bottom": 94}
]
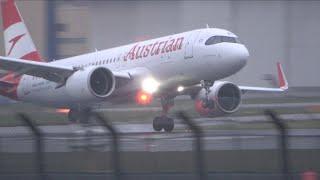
[{"left": 0, "top": 0, "right": 319, "bottom": 88}]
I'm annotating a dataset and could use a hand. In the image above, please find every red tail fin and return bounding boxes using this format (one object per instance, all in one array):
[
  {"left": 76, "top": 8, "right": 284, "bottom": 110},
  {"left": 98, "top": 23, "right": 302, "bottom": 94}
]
[
  {"left": 277, "top": 62, "right": 288, "bottom": 90},
  {"left": 0, "top": 0, "right": 45, "bottom": 99},
  {"left": 1, "top": 0, "right": 43, "bottom": 62}
]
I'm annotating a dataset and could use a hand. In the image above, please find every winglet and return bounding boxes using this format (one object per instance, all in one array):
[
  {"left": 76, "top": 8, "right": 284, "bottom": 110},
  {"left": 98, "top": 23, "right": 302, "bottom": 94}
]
[{"left": 277, "top": 62, "right": 288, "bottom": 90}]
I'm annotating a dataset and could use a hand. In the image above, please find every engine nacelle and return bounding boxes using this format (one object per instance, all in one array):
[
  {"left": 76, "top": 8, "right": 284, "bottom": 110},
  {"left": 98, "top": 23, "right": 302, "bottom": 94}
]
[
  {"left": 195, "top": 81, "right": 241, "bottom": 117},
  {"left": 65, "top": 66, "right": 115, "bottom": 102}
]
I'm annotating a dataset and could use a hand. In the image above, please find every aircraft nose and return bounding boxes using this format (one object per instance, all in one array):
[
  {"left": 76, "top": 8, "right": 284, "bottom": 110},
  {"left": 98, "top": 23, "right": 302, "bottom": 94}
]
[{"left": 234, "top": 44, "right": 249, "bottom": 67}]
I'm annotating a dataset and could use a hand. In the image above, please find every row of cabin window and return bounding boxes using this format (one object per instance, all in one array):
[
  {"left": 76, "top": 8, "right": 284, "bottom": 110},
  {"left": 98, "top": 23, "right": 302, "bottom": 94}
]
[{"left": 75, "top": 57, "right": 121, "bottom": 69}]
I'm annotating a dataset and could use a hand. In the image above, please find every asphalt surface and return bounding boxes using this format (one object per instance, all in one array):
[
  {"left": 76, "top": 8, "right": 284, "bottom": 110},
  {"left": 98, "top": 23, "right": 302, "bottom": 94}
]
[
  {"left": 0, "top": 114, "right": 319, "bottom": 153},
  {"left": 0, "top": 101, "right": 319, "bottom": 153},
  {"left": 96, "top": 102, "right": 320, "bottom": 112}
]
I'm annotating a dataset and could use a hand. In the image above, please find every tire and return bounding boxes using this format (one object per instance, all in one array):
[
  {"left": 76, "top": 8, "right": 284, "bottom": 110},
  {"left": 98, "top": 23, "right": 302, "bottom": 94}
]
[
  {"left": 153, "top": 117, "right": 162, "bottom": 131},
  {"left": 163, "top": 117, "right": 174, "bottom": 132}
]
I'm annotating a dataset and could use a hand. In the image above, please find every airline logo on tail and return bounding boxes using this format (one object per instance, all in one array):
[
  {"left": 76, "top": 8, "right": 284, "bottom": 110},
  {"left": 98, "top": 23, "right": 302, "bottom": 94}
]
[
  {"left": 1, "top": 0, "right": 43, "bottom": 62},
  {"left": 0, "top": 0, "right": 45, "bottom": 99},
  {"left": 7, "top": 33, "right": 25, "bottom": 56}
]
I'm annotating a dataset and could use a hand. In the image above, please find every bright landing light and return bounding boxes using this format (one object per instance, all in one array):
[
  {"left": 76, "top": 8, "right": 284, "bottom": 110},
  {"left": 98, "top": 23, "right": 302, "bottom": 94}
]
[
  {"left": 141, "top": 77, "right": 160, "bottom": 94},
  {"left": 177, "top": 86, "right": 184, "bottom": 92}
]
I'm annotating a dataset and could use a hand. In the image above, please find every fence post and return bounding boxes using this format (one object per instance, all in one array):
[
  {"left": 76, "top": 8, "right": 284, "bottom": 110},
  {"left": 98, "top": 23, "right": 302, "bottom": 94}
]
[
  {"left": 90, "top": 112, "right": 121, "bottom": 180},
  {"left": 17, "top": 113, "right": 46, "bottom": 180},
  {"left": 265, "top": 110, "right": 290, "bottom": 180},
  {"left": 177, "top": 111, "right": 207, "bottom": 180}
]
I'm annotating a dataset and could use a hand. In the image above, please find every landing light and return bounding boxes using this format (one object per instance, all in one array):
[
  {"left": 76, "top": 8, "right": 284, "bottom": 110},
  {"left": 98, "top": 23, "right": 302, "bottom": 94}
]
[
  {"left": 140, "top": 94, "right": 148, "bottom": 101},
  {"left": 141, "top": 77, "right": 159, "bottom": 94},
  {"left": 177, "top": 86, "right": 184, "bottom": 92},
  {"left": 136, "top": 90, "right": 153, "bottom": 105}
]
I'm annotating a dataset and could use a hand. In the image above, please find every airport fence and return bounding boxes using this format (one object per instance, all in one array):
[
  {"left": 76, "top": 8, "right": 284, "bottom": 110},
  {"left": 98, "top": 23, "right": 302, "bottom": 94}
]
[{"left": 0, "top": 110, "right": 319, "bottom": 180}]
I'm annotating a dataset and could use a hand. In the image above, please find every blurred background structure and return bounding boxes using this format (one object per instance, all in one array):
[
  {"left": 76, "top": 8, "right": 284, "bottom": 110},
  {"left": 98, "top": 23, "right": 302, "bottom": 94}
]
[
  {"left": 0, "top": 1, "right": 320, "bottom": 180},
  {"left": 0, "top": 0, "right": 319, "bottom": 88}
]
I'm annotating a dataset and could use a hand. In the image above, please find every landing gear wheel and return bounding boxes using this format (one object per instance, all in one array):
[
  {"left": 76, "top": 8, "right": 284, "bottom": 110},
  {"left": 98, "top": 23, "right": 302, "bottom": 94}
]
[
  {"left": 153, "top": 116, "right": 162, "bottom": 131},
  {"left": 163, "top": 117, "right": 174, "bottom": 132},
  {"left": 152, "top": 95, "right": 176, "bottom": 132},
  {"left": 152, "top": 116, "right": 174, "bottom": 132}
]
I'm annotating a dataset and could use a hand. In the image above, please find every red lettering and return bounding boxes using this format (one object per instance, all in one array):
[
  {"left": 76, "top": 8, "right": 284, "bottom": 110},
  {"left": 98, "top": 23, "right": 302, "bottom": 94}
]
[
  {"left": 173, "top": 37, "right": 184, "bottom": 51},
  {"left": 150, "top": 42, "right": 158, "bottom": 56},
  {"left": 124, "top": 37, "right": 184, "bottom": 61},
  {"left": 135, "top": 45, "right": 145, "bottom": 59},
  {"left": 161, "top": 40, "right": 168, "bottom": 54},
  {"left": 124, "top": 44, "right": 138, "bottom": 61},
  {"left": 155, "top": 41, "right": 164, "bottom": 55},
  {"left": 143, "top": 44, "right": 152, "bottom": 57},
  {"left": 166, "top": 39, "right": 175, "bottom": 53}
]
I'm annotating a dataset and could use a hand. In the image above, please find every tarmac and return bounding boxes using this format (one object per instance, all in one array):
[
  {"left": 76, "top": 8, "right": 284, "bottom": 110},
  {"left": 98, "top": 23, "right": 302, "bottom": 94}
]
[{"left": 0, "top": 116, "right": 319, "bottom": 153}]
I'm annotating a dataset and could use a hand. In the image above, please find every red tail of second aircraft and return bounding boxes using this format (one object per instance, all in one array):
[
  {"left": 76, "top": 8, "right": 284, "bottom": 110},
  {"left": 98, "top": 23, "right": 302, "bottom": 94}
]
[
  {"left": 1, "top": 0, "right": 43, "bottom": 61},
  {"left": 0, "top": 0, "right": 45, "bottom": 99}
]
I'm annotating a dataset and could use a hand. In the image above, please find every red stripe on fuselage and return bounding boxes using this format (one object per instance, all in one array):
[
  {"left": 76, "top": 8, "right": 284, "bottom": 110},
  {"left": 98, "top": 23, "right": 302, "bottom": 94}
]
[{"left": 1, "top": 0, "right": 22, "bottom": 30}]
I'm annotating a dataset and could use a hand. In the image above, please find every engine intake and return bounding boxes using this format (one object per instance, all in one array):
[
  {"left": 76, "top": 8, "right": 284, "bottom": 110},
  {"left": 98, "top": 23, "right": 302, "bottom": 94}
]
[
  {"left": 195, "top": 81, "right": 241, "bottom": 117},
  {"left": 217, "top": 83, "right": 241, "bottom": 112},
  {"left": 89, "top": 67, "right": 114, "bottom": 97},
  {"left": 66, "top": 66, "right": 115, "bottom": 101}
]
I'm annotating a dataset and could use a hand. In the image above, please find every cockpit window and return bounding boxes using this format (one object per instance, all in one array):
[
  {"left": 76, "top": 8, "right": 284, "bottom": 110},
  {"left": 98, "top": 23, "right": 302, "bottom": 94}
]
[{"left": 205, "top": 36, "right": 239, "bottom": 45}]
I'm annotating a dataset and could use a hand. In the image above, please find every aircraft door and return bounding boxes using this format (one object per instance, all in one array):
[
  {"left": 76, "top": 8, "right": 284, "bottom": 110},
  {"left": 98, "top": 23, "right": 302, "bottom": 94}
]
[{"left": 184, "top": 31, "right": 200, "bottom": 59}]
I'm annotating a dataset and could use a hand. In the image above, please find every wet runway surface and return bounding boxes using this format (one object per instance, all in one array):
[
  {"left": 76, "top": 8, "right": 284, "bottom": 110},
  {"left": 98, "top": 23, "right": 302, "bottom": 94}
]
[
  {"left": 0, "top": 116, "right": 319, "bottom": 153},
  {"left": 97, "top": 102, "right": 320, "bottom": 112}
]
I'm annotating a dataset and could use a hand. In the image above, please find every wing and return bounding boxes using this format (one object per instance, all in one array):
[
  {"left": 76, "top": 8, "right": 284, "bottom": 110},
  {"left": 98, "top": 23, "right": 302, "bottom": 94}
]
[
  {"left": 0, "top": 56, "right": 76, "bottom": 84},
  {"left": 239, "top": 62, "right": 288, "bottom": 93},
  {"left": 165, "top": 62, "right": 288, "bottom": 99}
]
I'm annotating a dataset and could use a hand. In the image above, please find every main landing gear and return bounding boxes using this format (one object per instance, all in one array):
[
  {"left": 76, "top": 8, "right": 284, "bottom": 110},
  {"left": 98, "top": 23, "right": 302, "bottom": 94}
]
[
  {"left": 200, "top": 80, "right": 214, "bottom": 109},
  {"left": 152, "top": 96, "right": 175, "bottom": 132},
  {"left": 68, "top": 108, "right": 92, "bottom": 124}
]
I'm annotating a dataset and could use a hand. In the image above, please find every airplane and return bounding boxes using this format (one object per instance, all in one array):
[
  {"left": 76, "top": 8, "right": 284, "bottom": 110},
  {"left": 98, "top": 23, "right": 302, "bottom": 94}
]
[{"left": 0, "top": 0, "right": 287, "bottom": 132}]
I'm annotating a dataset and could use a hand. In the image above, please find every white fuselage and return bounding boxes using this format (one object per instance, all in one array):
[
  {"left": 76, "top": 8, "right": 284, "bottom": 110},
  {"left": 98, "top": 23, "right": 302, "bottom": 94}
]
[{"left": 16, "top": 28, "right": 249, "bottom": 108}]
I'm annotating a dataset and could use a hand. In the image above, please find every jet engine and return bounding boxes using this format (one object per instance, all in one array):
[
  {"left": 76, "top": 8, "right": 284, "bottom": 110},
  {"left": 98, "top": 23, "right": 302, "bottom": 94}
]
[
  {"left": 65, "top": 66, "right": 115, "bottom": 101},
  {"left": 194, "top": 81, "right": 241, "bottom": 117}
]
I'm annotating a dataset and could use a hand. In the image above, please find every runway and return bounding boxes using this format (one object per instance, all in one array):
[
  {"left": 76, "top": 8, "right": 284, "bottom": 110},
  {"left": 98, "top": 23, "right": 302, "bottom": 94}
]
[
  {"left": 96, "top": 102, "right": 320, "bottom": 112},
  {"left": 1, "top": 112, "right": 320, "bottom": 135},
  {"left": 0, "top": 114, "right": 319, "bottom": 153}
]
